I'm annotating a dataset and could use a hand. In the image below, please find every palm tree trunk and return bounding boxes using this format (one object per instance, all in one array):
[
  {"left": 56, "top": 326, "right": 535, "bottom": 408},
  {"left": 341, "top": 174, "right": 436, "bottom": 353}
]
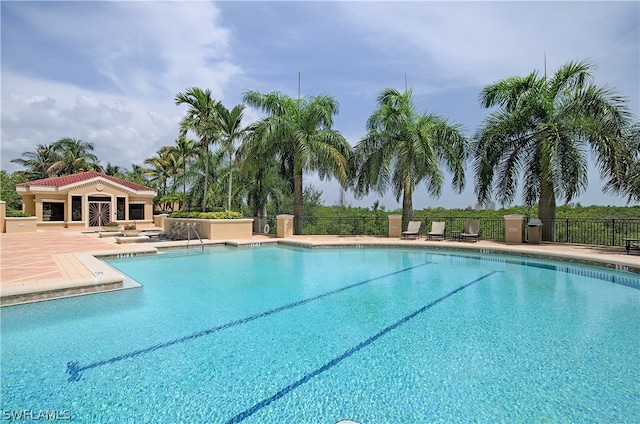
[
  {"left": 202, "top": 143, "right": 209, "bottom": 212},
  {"left": 294, "top": 173, "right": 304, "bottom": 235},
  {"left": 253, "top": 166, "right": 266, "bottom": 218},
  {"left": 538, "top": 176, "right": 556, "bottom": 242},
  {"left": 183, "top": 163, "right": 187, "bottom": 210},
  {"left": 227, "top": 175, "right": 232, "bottom": 211},
  {"left": 401, "top": 177, "right": 413, "bottom": 233},
  {"left": 227, "top": 150, "right": 233, "bottom": 211}
]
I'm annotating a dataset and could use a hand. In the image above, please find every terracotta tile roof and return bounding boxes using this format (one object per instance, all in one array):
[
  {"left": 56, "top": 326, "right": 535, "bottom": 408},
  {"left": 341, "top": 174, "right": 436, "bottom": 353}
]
[{"left": 16, "top": 171, "right": 154, "bottom": 192}]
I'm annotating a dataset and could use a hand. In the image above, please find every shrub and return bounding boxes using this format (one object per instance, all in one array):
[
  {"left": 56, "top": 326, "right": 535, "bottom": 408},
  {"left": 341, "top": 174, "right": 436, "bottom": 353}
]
[
  {"left": 5, "top": 209, "right": 30, "bottom": 217},
  {"left": 170, "top": 211, "right": 242, "bottom": 219},
  {"left": 183, "top": 207, "right": 226, "bottom": 213},
  {"left": 103, "top": 221, "right": 120, "bottom": 227}
]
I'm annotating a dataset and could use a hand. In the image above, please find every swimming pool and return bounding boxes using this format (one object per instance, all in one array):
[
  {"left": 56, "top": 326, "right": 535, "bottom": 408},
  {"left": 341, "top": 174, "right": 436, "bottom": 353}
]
[{"left": 1, "top": 245, "right": 638, "bottom": 423}]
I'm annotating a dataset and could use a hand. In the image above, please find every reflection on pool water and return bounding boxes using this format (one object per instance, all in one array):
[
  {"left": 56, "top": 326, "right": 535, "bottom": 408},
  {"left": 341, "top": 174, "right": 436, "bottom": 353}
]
[{"left": 1, "top": 246, "right": 639, "bottom": 423}]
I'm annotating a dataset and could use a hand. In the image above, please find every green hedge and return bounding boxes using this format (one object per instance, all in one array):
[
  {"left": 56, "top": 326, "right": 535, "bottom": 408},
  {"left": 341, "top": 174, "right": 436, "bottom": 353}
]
[
  {"left": 169, "top": 211, "right": 243, "bottom": 219},
  {"left": 5, "top": 209, "right": 31, "bottom": 217}
]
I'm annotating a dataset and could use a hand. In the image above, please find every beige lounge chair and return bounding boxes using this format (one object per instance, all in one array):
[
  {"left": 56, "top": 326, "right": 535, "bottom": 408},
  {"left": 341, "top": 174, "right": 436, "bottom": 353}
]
[
  {"left": 402, "top": 221, "right": 421, "bottom": 239},
  {"left": 427, "top": 221, "right": 446, "bottom": 240},
  {"left": 460, "top": 219, "right": 481, "bottom": 242}
]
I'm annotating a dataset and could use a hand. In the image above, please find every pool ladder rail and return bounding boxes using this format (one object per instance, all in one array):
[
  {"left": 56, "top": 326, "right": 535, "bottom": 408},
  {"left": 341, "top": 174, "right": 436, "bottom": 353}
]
[
  {"left": 185, "top": 222, "right": 204, "bottom": 252},
  {"left": 166, "top": 221, "right": 204, "bottom": 252}
]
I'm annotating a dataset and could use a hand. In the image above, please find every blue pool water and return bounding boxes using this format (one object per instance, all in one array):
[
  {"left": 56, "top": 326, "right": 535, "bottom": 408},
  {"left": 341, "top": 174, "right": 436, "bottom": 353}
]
[{"left": 1, "top": 246, "right": 639, "bottom": 423}]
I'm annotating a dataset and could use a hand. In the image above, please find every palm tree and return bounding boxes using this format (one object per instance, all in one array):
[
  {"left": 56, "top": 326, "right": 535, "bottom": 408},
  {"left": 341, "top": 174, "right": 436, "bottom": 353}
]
[
  {"left": 621, "top": 160, "right": 640, "bottom": 203},
  {"left": 49, "top": 137, "right": 100, "bottom": 175},
  {"left": 606, "top": 121, "right": 640, "bottom": 203},
  {"left": 170, "top": 137, "right": 198, "bottom": 209},
  {"left": 242, "top": 90, "right": 352, "bottom": 234},
  {"left": 175, "top": 87, "right": 220, "bottom": 211},
  {"left": 184, "top": 148, "right": 227, "bottom": 210},
  {"left": 214, "top": 103, "right": 250, "bottom": 211},
  {"left": 161, "top": 146, "right": 181, "bottom": 194},
  {"left": 11, "top": 143, "right": 60, "bottom": 179},
  {"left": 354, "top": 88, "right": 468, "bottom": 232},
  {"left": 125, "top": 164, "right": 148, "bottom": 186},
  {"left": 237, "top": 145, "right": 289, "bottom": 218},
  {"left": 474, "top": 60, "right": 636, "bottom": 240},
  {"left": 104, "top": 163, "right": 125, "bottom": 178},
  {"left": 144, "top": 147, "right": 178, "bottom": 196}
]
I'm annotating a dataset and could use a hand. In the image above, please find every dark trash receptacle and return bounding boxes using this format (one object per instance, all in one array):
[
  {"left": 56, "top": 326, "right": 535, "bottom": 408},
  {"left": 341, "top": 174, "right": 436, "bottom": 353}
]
[{"left": 527, "top": 218, "right": 543, "bottom": 244}]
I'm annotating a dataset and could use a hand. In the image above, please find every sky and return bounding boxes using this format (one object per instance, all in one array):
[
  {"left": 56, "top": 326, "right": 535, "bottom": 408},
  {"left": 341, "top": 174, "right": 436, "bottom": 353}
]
[{"left": 1, "top": 0, "right": 638, "bottom": 210}]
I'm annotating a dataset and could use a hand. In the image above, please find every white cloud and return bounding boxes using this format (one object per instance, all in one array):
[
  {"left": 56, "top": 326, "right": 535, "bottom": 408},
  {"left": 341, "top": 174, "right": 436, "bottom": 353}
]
[
  {"left": 1, "top": 71, "right": 178, "bottom": 171},
  {"left": 92, "top": 1, "right": 241, "bottom": 99},
  {"left": 339, "top": 1, "right": 639, "bottom": 109},
  {"left": 4, "top": 1, "right": 241, "bottom": 99},
  {"left": 1, "top": 1, "right": 244, "bottom": 172}
]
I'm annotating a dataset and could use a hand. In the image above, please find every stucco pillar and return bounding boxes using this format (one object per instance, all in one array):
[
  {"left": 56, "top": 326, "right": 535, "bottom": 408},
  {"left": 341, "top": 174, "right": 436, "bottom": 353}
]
[
  {"left": 504, "top": 214, "right": 526, "bottom": 244},
  {"left": 22, "top": 195, "right": 36, "bottom": 217},
  {"left": 82, "top": 196, "right": 89, "bottom": 225},
  {"left": 277, "top": 214, "right": 294, "bottom": 238},
  {"left": 66, "top": 193, "right": 73, "bottom": 225},
  {"left": 144, "top": 203, "right": 153, "bottom": 222},
  {"left": 388, "top": 214, "right": 402, "bottom": 238},
  {"left": 35, "top": 196, "right": 43, "bottom": 221},
  {"left": 0, "top": 201, "right": 6, "bottom": 233}
]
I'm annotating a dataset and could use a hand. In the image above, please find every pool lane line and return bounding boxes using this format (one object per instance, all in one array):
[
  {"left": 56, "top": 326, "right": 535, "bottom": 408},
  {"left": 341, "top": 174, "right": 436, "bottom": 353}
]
[
  {"left": 225, "top": 270, "right": 500, "bottom": 424},
  {"left": 66, "top": 261, "right": 434, "bottom": 382}
]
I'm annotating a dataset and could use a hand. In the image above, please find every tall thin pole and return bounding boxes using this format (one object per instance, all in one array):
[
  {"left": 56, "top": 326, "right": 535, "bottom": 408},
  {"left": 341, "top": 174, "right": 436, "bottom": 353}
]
[
  {"left": 405, "top": 73, "right": 408, "bottom": 91},
  {"left": 544, "top": 52, "right": 547, "bottom": 78}
]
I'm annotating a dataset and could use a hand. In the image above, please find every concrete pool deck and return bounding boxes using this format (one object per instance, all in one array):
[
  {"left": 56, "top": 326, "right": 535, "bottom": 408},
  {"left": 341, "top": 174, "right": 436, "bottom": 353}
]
[{"left": 1, "top": 228, "right": 638, "bottom": 306}]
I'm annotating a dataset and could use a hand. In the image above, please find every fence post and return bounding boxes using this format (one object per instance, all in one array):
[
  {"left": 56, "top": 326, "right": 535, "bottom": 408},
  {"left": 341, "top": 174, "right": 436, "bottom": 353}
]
[{"left": 612, "top": 219, "right": 615, "bottom": 246}]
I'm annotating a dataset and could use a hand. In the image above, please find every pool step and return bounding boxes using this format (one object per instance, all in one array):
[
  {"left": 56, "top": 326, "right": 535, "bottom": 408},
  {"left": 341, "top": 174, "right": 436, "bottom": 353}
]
[{"left": 115, "top": 236, "right": 149, "bottom": 244}]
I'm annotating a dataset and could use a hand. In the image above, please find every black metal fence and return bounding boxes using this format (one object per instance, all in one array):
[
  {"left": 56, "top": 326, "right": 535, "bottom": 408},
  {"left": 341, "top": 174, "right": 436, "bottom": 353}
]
[
  {"left": 252, "top": 217, "right": 277, "bottom": 235},
  {"left": 292, "top": 216, "right": 506, "bottom": 239},
  {"left": 411, "top": 216, "right": 505, "bottom": 240},
  {"left": 537, "top": 218, "right": 640, "bottom": 246},
  {"left": 254, "top": 215, "right": 640, "bottom": 248},
  {"left": 300, "top": 216, "right": 389, "bottom": 236}
]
